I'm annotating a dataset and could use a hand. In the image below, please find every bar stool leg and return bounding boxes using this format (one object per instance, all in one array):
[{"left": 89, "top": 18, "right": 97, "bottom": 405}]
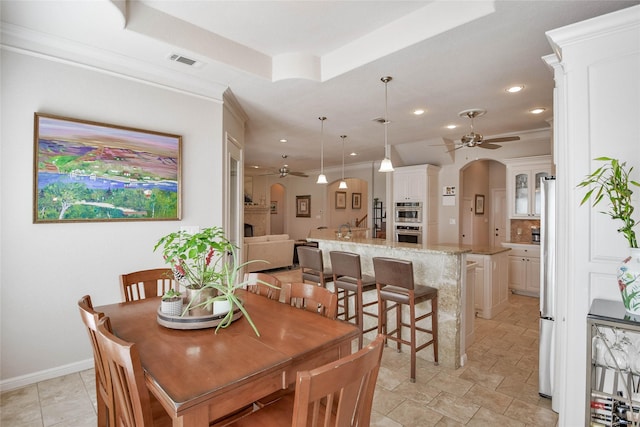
[
  {"left": 355, "top": 290, "right": 363, "bottom": 349},
  {"left": 378, "top": 299, "right": 387, "bottom": 346},
  {"left": 410, "top": 301, "right": 416, "bottom": 382},
  {"left": 432, "top": 298, "right": 439, "bottom": 365},
  {"left": 394, "top": 303, "right": 400, "bottom": 352}
]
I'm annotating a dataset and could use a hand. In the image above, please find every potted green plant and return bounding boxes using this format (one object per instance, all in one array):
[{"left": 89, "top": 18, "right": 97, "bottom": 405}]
[
  {"left": 160, "top": 288, "right": 183, "bottom": 316},
  {"left": 578, "top": 157, "right": 640, "bottom": 314},
  {"left": 154, "top": 226, "right": 262, "bottom": 335}
]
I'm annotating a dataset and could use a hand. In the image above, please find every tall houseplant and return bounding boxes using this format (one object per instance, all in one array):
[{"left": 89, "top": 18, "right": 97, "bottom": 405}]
[
  {"left": 578, "top": 157, "right": 640, "bottom": 314},
  {"left": 154, "top": 226, "right": 262, "bottom": 335}
]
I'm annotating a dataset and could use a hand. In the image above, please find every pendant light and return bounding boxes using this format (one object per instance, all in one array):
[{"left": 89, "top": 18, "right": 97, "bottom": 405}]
[
  {"left": 316, "top": 116, "right": 328, "bottom": 184},
  {"left": 338, "top": 135, "right": 348, "bottom": 189},
  {"left": 379, "top": 76, "right": 395, "bottom": 172}
]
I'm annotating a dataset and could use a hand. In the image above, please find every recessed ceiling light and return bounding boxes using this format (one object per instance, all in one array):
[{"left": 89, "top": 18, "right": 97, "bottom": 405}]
[
  {"left": 446, "top": 124, "right": 457, "bottom": 129},
  {"left": 506, "top": 85, "right": 524, "bottom": 93},
  {"left": 252, "top": 165, "right": 259, "bottom": 169},
  {"left": 530, "top": 108, "right": 546, "bottom": 114},
  {"left": 413, "top": 109, "right": 425, "bottom": 115},
  {"left": 279, "top": 139, "right": 287, "bottom": 143},
  {"left": 349, "top": 152, "right": 357, "bottom": 156}
]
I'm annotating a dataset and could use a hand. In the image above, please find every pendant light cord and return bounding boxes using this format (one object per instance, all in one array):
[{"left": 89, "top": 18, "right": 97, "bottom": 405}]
[
  {"left": 320, "top": 117, "right": 325, "bottom": 173},
  {"left": 384, "top": 79, "right": 389, "bottom": 158},
  {"left": 341, "top": 135, "right": 346, "bottom": 179}
]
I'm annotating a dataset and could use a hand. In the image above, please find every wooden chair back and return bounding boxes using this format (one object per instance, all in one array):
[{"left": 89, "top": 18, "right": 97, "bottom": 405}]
[
  {"left": 291, "top": 334, "right": 385, "bottom": 426},
  {"left": 120, "top": 268, "right": 174, "bottom": 302},
  {"left": 77, "top": 295, "right": 114, "bottom": 427},
  {"left": 243, "top": 272, "right": 282, "bottom": 301},
  {"left": 281, "top": 282, "right": 338, "bottom": 319},
  {"left": 96, "top": 316, "right": 155, "bottom": 427}
]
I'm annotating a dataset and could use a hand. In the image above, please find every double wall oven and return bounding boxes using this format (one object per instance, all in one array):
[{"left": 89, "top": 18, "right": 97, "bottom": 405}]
[{"left": 394, "top": 202, "right": 423, "bottom": 244}]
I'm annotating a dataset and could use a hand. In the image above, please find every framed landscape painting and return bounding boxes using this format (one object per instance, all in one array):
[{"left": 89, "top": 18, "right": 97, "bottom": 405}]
[{"left": 33, "top": 113, "right": 182, "bottom": 223}]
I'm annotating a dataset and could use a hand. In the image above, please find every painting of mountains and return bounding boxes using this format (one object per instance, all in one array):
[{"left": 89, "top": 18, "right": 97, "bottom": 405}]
[{"left": 34, "top": 113, "right": 181, "bottom": 223}]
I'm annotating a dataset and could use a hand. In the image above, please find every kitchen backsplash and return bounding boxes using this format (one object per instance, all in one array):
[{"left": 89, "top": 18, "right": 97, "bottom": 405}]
[{"left": 510, "top": 219, "right": 541, "bottom": 243}]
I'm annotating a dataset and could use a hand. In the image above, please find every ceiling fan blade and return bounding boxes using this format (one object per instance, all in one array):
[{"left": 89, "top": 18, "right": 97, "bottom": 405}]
[
  {"left": 483, "top": 136, "right": 520, "bottom": 143},
  {"left": 447, "top": 144, "right": 466, "bottom": 153},
  {"left": 477, "top": 143, "right": 502, "bottom": 149},
  {"left": 289, "top": 172, "right": 309, "bottom": 177}
]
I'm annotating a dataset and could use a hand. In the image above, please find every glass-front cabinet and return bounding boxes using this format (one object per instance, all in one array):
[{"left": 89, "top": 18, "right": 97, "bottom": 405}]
[{"left": 506, "top": 156, "right": 552, "bottom": 219}]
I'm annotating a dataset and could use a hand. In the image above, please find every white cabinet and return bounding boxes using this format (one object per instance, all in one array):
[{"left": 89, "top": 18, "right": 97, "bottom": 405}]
[
  {"left": 393, "top": 168, "right": 426, "bottom": 202},
  {"left": 505, "top": 156, "right": 551, "bottom": 219},
  {"left": 503, "top": 243, "right": 540, "bottom": 296},
  {"left": 467, "top": 250, "right": 509, "bottom": 320},
  {"left": 392, "top": 164, "right": 440, "bottom": 244}
]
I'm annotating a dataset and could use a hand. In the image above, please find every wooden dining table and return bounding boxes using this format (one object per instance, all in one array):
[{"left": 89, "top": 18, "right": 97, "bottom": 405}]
[{"left": 97, "top": 290, "right": 359, "bottom": 427}]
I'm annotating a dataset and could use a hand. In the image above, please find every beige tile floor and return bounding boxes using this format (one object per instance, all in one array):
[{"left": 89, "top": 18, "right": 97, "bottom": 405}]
[{"left": 1, "top": 268, "right": 558, "bottom": 427}]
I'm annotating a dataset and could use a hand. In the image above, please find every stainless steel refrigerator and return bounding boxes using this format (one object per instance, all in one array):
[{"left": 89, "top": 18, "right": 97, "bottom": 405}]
[{"left": 539, "top": 176, "right": 556, "bottom": 405}]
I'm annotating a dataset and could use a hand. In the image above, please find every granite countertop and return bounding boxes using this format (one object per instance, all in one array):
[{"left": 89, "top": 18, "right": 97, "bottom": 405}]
[
  {"left": 502, "top": 242, "right": 541, "bottom": 248},
  {"left": 306, "top": 231, "right": 471, "bottom": 255},
  {"left": 458, "top": 244, "right": 512, "bottom": 255}
]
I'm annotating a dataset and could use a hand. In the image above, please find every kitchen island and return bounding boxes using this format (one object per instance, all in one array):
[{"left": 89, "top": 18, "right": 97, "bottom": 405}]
[{"left": 307, "top": 230, "right": 471, "bottom": 368}]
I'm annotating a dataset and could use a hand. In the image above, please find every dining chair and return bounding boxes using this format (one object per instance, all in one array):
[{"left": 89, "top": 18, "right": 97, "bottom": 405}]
[
  {"left": 225, "top": 334, "right": 385, "bottom": 427},
  {"left": 95, "top": 316, "right": 253, "bottom": 427},
  {"left": 329, "top": 251, "right": 378, "bottom": 349},
  {"left": 77, "top": 295, "right": 114, "bottom": 427},
  {"left": 297, "top": 246, "right": 333, "bottom": 287},
  {"left": 373, "top": 257, "right": 438, "bottom": 383},
  {"left": 95, "top": 316, "right": 173, "bottom": 427},
  {"left": 243, "top": 272, "right": 283, "bottom": 302},
  {"left": 120, "top": 268, "right": 174, "bottom": 302},
  {"left": 281, "top": 282, "right": 338, "bottom": 319}
]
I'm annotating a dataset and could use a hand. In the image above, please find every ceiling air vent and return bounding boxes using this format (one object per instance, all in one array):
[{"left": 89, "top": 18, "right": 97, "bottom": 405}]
[{"left": 168, "top": 54, "right": 199, "bottom": 67}]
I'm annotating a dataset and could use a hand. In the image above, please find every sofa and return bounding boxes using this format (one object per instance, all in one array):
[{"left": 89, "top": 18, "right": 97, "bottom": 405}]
[{"left": 243, "top": 234, "right": 295, "bottom": 273}]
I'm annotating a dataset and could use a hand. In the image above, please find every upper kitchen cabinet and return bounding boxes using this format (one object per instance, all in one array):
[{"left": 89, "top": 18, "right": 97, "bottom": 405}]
[
  {"left": 505, "top": 156, "right": 552, "bottom": 219},
  {"left": 393, "top": 164, "right": 440, "bottom": 203}
]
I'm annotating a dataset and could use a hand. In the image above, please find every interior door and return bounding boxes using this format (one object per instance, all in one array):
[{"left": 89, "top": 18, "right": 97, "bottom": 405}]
[
  {"left": 461, "top": 197, "right": 473, "bottom": 245},
  {"left": 491, "top": 188, "right": 507, "bottom": 246}
]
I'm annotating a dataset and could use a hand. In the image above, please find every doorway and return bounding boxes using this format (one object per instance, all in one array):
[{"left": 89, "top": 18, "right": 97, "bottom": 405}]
[
  {"left": 270, "top": 183, "right": 285, "bottom": 234},
  {"left": 491, "top": 188, "right": 507, "bottom": 247},
  {"left": 226, "top": 135, "right": 243, "bottom": 247},
  {"left": 459, "top": 159, "right": 506, "bottom": 246},
  {"left": 461, "top": 197, "right": 473, "bottom": 245}
]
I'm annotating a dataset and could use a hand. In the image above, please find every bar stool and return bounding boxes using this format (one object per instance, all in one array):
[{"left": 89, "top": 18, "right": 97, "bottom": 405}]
[
  {"left": 373, "top": 257, "right": 438, "bottom": 382},
  {"left": 330, "top": 251, "right": 378, "bottom": 349},
  {"left": 297, "top": 246, "right": 333, "bottom": 287}
]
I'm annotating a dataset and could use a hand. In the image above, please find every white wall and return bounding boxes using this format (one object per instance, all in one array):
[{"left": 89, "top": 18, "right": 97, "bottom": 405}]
[
  {"left": 0, "top": 49, "right": 226, "bottom": 387},
  {"left": 546, "top": 7, "right": 640, "bottom": 423}
]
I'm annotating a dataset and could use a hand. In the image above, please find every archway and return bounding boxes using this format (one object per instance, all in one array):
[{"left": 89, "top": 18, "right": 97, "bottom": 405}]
[{"left": 459, "top": 159, "right": 506, "bottom": 246}]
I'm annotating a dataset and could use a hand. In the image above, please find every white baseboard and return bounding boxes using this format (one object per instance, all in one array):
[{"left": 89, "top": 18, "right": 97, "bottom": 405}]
[{"left": 0, "top": 358, "right": 94, "bottom": 392}]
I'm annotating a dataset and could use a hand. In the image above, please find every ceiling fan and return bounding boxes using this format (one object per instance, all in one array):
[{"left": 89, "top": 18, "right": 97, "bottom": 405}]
[
  {"left": 263, "top": 155, "right": 308, "bottom": 178},
  {"left": 450, "top": 109, "right": 520, "bottom": 151}
]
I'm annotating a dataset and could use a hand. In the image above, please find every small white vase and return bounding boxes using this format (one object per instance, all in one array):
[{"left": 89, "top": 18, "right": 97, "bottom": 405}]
[
  {"left": 618, "top": 247, "right": 640, "bottom": 316},
  {"left": 213, "top": 300, "right": 231, "bottom": 315}
]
